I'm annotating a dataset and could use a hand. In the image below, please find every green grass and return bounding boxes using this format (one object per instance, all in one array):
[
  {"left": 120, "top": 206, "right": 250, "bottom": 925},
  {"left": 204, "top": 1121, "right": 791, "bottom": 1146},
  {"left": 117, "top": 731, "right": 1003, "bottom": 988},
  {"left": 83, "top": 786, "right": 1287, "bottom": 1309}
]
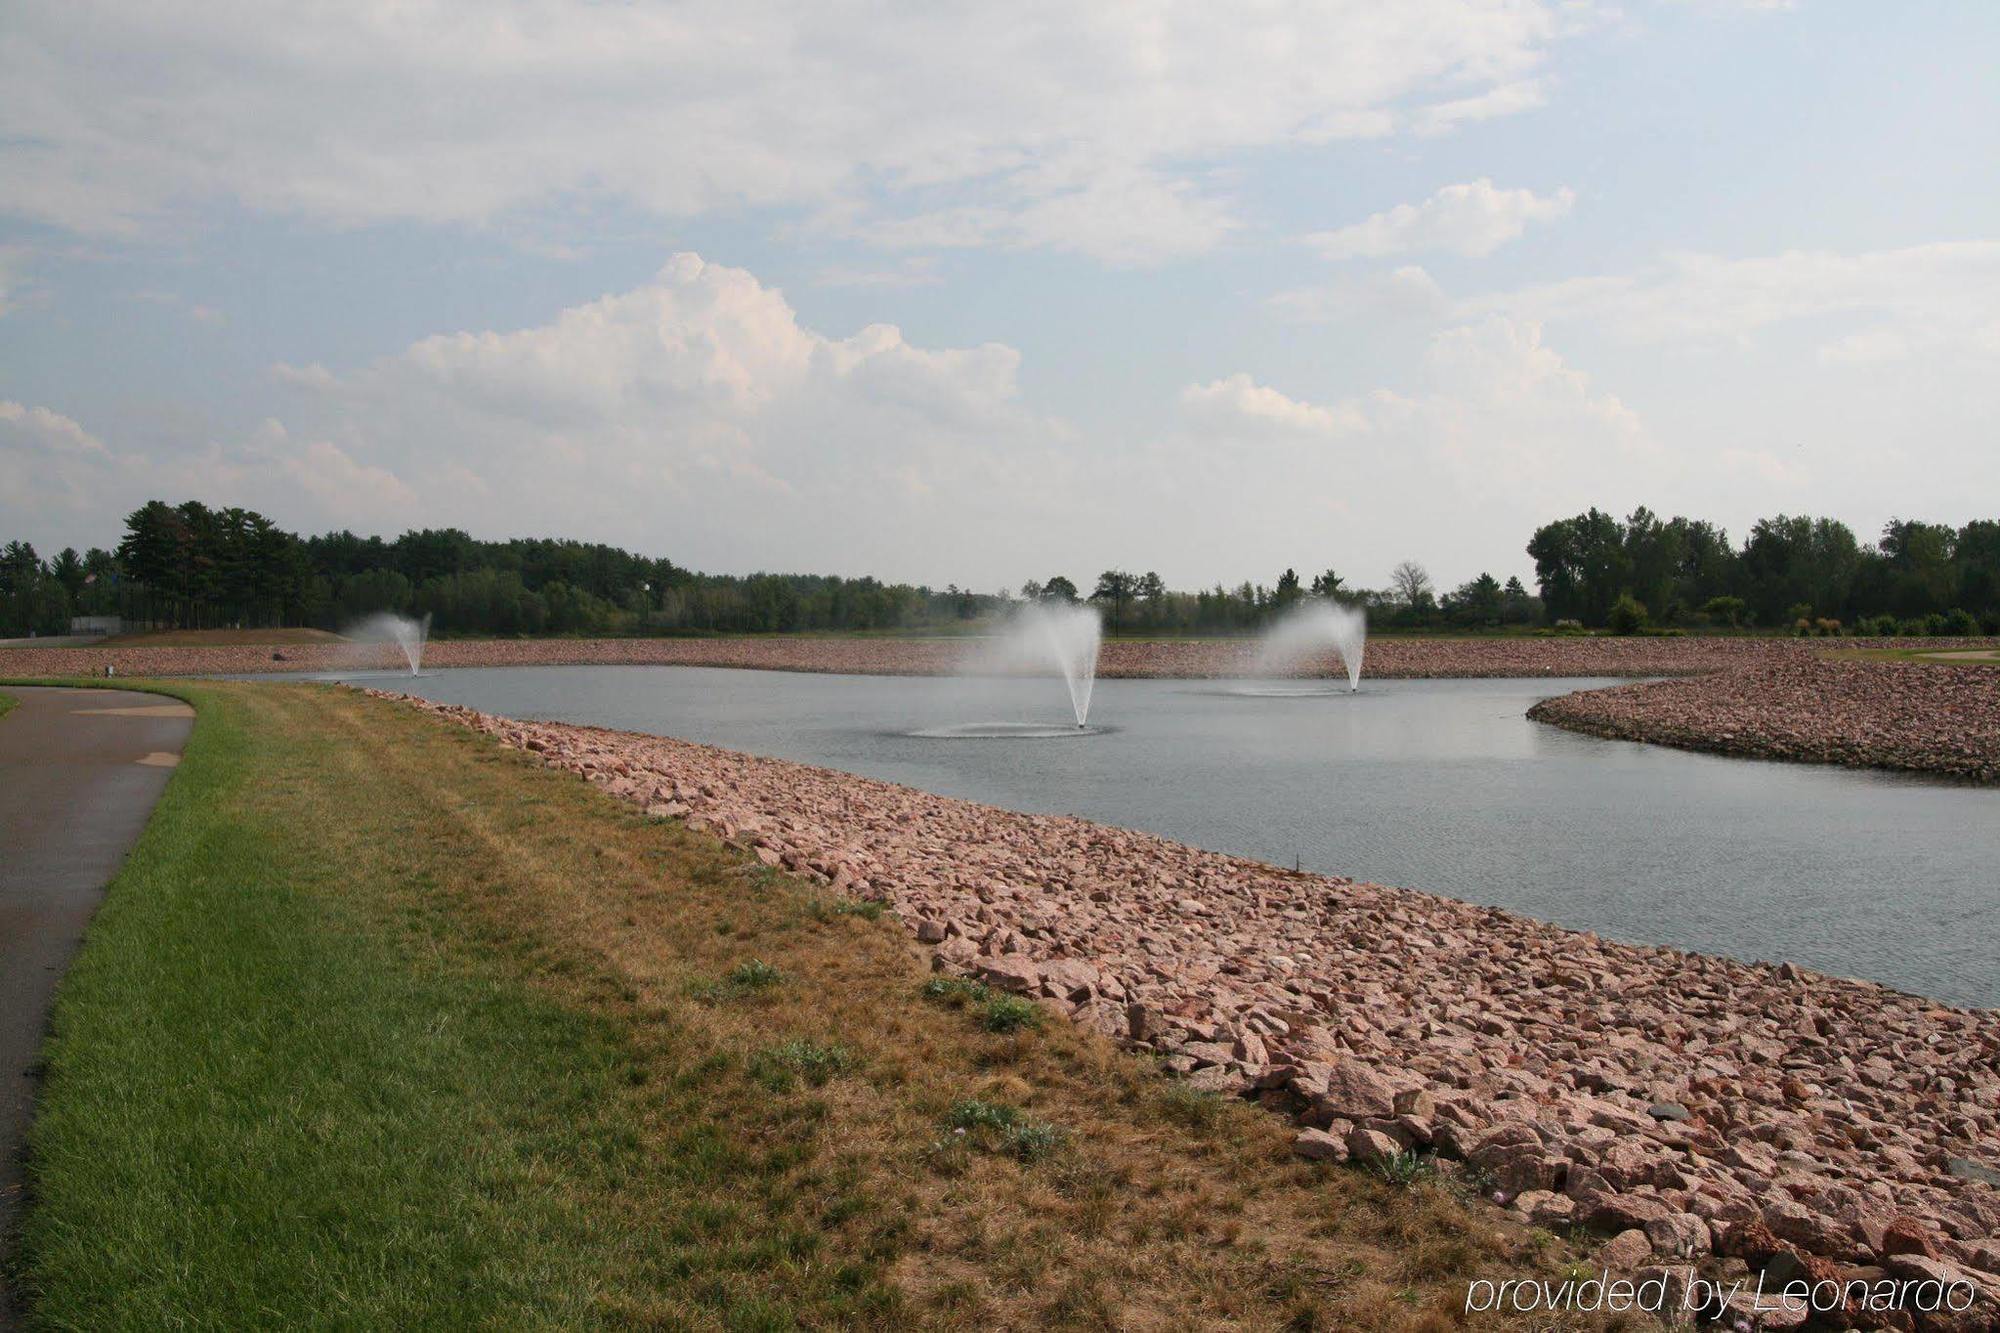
[
  {"left": 2, "top": 678, "right": 1607, "bottom": 1330},
  {"left": 920, "top": 977, "right": 1045, "bottom": 1033},
  {"left": 12, "top": 683, "right": 681, "bottom": 1328},
  {"left": 1824, "top": 645, "right": 2000, "bottom": 665},
  {"left": 0, "top": 690, "right": 15, "bottom": 720},
  {"left": 936, "top": 1100, "right": 1067, "bottom": 1166}
]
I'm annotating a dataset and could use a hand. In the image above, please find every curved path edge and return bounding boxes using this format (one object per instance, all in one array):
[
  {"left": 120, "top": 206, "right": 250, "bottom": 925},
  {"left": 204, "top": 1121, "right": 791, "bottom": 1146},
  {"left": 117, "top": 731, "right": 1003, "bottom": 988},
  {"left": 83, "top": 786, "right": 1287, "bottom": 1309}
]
[{"left": 0, "top": 685, "right": 194, "bottom": 1312}]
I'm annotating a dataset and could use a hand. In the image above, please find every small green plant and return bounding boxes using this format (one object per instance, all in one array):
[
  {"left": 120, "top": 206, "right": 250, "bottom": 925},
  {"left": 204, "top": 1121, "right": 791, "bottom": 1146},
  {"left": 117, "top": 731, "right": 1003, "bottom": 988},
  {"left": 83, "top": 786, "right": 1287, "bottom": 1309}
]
[
  {"left": 921, "top": 976, "right": 991, "bottom": 1007},
  {"left": 1156, "top": 1084, "right": 1225, "bottom": 1133},
  {"left": 938, "top": 1099, "right": 1066, "bottom": 1163},
  {"left": 1372, "top": 1150, "right": 1433, "bottom": 1188},
  {"left": 692, "top": 957, "right": 784, "bottom": 1002},
  {"left": 978, "top": 994, "right": 1043, "bottom": 1034},
  {"left": 726, "top": 959, "right": 782, "bottom": 989},
  {"left": 923, "top": 975, "right": 1044, "bottom": 1032},
  {"left": 749, "top": 1039, "right": 854, "bottom": 1091},
  {"left": 806, "top": 895, "right": 885, "bottom": 923},
  {"left": 945, "top": 1099, "right": 1021, "bottom": 1132},
  {"left": 1000, "top": 1120, "right": 1067, "bottom": 1163}
]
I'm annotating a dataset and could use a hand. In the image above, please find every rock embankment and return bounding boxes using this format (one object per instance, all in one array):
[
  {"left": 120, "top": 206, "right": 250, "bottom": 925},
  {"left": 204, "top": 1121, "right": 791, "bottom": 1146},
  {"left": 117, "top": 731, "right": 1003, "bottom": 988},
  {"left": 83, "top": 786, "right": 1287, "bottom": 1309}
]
[
  {"left": 1530, "top": 659, "right": 2000, "bottom": 783},
  {"left": 382, "top": 690, "right": 2000, "bottom": 1321},
  {"left": 10, "top": 632, "right": 1987, "bottom": 681}
]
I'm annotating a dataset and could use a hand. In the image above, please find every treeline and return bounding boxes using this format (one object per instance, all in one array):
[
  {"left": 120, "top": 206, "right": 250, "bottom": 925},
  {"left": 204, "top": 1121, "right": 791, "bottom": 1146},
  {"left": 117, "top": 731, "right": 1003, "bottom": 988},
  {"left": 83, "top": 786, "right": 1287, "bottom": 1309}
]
[
  {"left": 1527, "top": 508, "right": 2000, "bottom": 634},
  {"left": 0, "top": 500, "right": 1004, "bottom": 638},
  {"left": 1034, "top": 567, "right": 1539, "bottom": 634},
  {"left": 3, "top": 498, "right": 1997, "bottom": 640}
]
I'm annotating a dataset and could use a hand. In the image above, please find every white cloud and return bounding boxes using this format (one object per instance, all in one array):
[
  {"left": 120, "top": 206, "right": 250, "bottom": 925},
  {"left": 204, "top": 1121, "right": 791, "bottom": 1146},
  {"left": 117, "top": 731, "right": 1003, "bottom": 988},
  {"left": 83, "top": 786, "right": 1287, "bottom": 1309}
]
[
  {"left": 1309, "top": 179, "right": 1576, "bottom": 260},
  {"left": 1268, "top": 264, "right": 1450, "bottom": 323},
  {"left": 852, "top": 165, "right": 1245, "bottom": 265},
  {"left": 812, "top": 257, "right": 943, "bottom": 290},
  {"left": 0, "top": 398, "right": 425, "bottom": 544},
  {"left": 253, "top": 253, "right": 1081, "bottom": 577},
  {"left": 1179, "top": 374, "right": 1367, "bottom": 437},
  {"left": 1154, "top": 318, "right": 1658, "bottom": 584},
  {"left": 1332, "top": 317, "right": 1651, "bottom": 524},
  {"left": 0, "top": 1, "right": 1569, "bottom": 261},
  {"left": 0, "top": 247, "right": 31, "bottom": 317},
  {"left": 1390, "top": 316, "right": 1644, "bottom": 460},
  {"left": 1413, "top": 79, "right": 1549, "bottom": 135},
  {"left": 7, "top": 257, "right": 1655, "bottom": 589},
  {"left": 0, "top": 399, "right": 111, "bottom": 460},
  {"left": 1466, "top": 241, "right": 2000, "bottom": 360},
  {"left": 0, "top": 401, "right": 116, "bottom": 522}
]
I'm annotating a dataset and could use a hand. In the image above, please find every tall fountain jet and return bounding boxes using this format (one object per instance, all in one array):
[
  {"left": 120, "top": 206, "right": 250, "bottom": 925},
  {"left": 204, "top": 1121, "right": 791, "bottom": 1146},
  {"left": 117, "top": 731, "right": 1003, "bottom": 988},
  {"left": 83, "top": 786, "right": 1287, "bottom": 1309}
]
[
  {"left": 347, "top": 611, "right": 431, "bottom": 675},
  {"left": 1024, "top": 602, "right": 1103, "bottom": 727},
  {"left": 1255, "top": 601, "right": 1366, "bottom": 692},
  {"left": 961, "top": 601, "right": 1103, "bottom": 729}
]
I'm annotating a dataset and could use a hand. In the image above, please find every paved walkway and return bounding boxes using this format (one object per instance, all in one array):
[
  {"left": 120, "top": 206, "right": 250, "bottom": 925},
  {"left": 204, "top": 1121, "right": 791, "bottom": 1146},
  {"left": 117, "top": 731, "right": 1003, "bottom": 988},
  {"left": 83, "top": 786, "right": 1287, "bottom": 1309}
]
[{"left": 0, "top": 686, "right": 192, "bottom": 1313}]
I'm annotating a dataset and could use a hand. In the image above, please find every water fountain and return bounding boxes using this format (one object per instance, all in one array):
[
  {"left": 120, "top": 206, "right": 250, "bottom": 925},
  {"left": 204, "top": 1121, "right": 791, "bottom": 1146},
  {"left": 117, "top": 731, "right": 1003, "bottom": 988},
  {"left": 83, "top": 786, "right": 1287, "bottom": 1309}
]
[
  {"left": 346, "top": 610, "right": 431, "bottom": 676},
  {"left": 1252, "top": 601, "right": 1366, "bottom": 692},
  {"left": 918, "top": 602, "right": 1103, "bottom": 737}
]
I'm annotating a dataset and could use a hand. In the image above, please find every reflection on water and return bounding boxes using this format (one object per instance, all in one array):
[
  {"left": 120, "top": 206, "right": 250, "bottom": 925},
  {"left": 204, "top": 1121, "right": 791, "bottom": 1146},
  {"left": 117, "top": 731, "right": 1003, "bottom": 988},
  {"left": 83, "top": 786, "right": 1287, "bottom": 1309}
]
[{"left": 279, "top": 665, "right": 2000, "bottom": 1007}]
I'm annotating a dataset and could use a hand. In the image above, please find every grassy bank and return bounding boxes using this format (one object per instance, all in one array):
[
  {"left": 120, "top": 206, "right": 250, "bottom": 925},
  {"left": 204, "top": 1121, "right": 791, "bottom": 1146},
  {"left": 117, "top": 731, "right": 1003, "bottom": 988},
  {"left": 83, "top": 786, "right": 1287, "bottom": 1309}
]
[
  {"left": 8, "top": 680, "right": 1610, "bottom": 1329},
  {"left": 1826, "top": 644, "right": 2000, "bottom": 666}
]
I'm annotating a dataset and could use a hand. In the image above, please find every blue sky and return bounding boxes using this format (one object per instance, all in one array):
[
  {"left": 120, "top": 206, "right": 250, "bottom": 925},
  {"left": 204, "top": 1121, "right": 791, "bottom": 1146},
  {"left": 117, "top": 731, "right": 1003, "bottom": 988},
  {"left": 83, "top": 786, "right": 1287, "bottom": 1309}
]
[{"left": 4, "top": 2, "right": 1998, "bottom": 593}]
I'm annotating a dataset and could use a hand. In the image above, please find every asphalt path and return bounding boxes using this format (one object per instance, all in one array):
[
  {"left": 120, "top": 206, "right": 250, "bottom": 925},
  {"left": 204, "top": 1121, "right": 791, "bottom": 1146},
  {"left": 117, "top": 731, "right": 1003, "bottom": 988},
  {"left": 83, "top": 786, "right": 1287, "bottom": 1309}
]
[{"left": 0, "top": 686, "right": 192, "bottom": 1318}]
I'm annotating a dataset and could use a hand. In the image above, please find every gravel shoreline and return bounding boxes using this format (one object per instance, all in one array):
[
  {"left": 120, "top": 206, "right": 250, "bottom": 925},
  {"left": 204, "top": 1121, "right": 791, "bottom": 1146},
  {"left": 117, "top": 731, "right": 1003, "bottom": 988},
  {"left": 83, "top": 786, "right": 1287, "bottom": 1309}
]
[
  {"left": 0, "top": 631, "right": 1923, "bottom": 681},
  {"left": 382, "top": 689, "right": 2000, "bottom": 1322},
  {"left": 1530, "top": 660, "right": 2000, "bottom": 784}
]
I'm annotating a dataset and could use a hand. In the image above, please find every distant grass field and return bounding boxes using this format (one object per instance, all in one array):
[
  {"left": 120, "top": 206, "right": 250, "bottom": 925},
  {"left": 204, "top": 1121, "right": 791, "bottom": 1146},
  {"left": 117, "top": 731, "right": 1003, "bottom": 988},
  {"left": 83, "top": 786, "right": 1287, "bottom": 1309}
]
[
  {"left": 5, "top": 679, "right": 1608, "bottom": 1329},
  {"left": 1825, "top": 645, "right": 2000, "bottom": 666},
  {"left": 96, "top": 627, "right": 349, "bottom": 647}
]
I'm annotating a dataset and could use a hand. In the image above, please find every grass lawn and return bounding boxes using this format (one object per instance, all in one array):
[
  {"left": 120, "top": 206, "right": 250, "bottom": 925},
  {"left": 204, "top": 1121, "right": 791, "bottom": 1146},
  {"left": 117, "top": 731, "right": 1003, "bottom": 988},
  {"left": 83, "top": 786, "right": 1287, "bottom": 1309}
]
[
  {"left": 5, "top": 680, "right": 1613, "bottom": 1330},
  {"left": 1824, "top": 645, "right": 2000, "bottom": 666},
  {"left": 96, "top": 627, "right": 349, "bottom": 647}
]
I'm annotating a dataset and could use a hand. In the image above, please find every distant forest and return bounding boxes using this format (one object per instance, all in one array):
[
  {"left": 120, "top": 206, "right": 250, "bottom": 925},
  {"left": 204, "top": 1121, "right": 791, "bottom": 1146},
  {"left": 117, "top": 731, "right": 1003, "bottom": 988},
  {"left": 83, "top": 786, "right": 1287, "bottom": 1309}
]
[{"left": 3, "top": 498, "right": 1997, "bottom": 639}]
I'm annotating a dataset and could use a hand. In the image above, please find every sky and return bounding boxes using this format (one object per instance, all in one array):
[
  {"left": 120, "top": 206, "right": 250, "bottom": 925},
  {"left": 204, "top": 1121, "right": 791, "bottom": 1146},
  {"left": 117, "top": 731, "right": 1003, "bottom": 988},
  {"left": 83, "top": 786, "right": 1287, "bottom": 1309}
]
[{"left": 3, "top": 1, "right": 1998, "bottom": 595}]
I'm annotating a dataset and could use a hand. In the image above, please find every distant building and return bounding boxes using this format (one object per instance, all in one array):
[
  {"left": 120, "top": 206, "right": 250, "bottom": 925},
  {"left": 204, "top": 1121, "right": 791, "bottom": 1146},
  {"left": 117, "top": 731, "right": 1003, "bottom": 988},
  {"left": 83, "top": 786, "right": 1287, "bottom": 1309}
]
[{"left": 69, "top": 615, "right": 123, "bottom": 636}]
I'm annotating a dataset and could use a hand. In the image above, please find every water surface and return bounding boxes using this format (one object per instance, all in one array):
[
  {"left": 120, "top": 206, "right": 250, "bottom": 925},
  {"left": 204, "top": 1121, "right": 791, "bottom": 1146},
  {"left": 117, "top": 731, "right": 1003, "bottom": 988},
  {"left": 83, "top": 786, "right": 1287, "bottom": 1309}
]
[{"left": 296, "top": 666, "right": 1999, "bottom": 1007}]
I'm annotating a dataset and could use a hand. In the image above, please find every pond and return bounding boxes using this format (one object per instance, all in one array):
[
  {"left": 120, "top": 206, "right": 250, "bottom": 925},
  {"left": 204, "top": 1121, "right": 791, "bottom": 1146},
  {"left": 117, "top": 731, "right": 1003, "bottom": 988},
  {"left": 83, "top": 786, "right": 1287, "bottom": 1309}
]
[{"left": 290, "top": 665, "right": 2000, "bottom": 1007}]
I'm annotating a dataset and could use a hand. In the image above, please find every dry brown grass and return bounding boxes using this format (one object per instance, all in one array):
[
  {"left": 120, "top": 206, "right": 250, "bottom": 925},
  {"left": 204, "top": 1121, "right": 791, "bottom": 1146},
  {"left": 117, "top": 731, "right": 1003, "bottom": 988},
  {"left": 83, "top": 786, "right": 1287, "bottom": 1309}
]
[
  {"left": 97, "top": 626, "right": 349, "bottom": 646},
  {"left": 152, "top": 682, "right": 1644, "bottom": 1328}
]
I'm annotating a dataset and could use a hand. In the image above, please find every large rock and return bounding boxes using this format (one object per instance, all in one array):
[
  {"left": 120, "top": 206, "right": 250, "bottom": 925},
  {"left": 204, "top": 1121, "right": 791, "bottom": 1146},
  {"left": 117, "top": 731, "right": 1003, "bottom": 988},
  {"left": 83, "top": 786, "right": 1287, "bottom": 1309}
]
[
  {"left": 1512, "top": 1190, "right": 1577, "bottom": 1230},
  {"left": 1587, "top": 1192, "right": 1674, "bottom": 1234},
  {"left": 1882, "top": 1215, "right": 1941, "bottom": 1259},
  {"left": 1599, "top": 1228, "right": 1653, "bottom": 1270},
  {"left": 1471, "top": 1139, "right": 1562, "bottom": 1197},
  {"left": 1311, "top": 1061, "right": 1396, "bottom": 1121},
  {"left": 1126, "top": 1002, "right": 1168, "bottom": 1043},
  {"left": 1292, "top": 1128, "right": 1348, "bottom": 1163},
  {"left": 1765, "top": 1198, "right": 1868, "bottom": 1263},
  {"left": 1644, "top": 1211, "right": 1711, "bottom": 1260},
  {"left": 973, "top": 953, "right": 1041, "bottom": 993},
  {"left": 1946, "top": 1157, "right": 2000, "bottom": 1188},
  {"left": 1038, "top": 958, "right": 1098, "bottom": 1002},
  {"left": 1345, "top": 1125, "right": 1405, "bottom": 1167}
]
